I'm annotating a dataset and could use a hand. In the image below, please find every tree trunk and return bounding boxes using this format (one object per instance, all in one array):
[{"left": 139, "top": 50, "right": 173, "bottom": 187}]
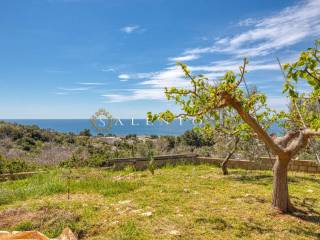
[
  {"left": 272, "top": 156, "right": 293, "bottom": 213},
  {"left": 221, "top": 151, "right": 232, "bottom": 175},
  {"left": 221, "top": 137, "right": 239, "bottom": 175}
]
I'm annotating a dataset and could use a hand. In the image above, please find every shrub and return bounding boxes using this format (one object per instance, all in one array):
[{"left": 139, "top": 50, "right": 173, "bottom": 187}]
[
  {"left": 0, "top": 156, "right": 35, "bottom": 174},
  {"left": 181, "top": 129, "right": 215, "bottom": 147},
  {"left": 161, "top": 136, "right": 176, "bottom": 150},
  {"left": 0, "top": 123, "right": 23, "bottom": 140},
  {"left": 16, "top": 137, "right": 36, "bottom": 151},
  {"left": 79, "top": 129, "right": 91, "bottom": 137},
  {"left": 0, "top": 154, "right": 4, "bottom": 174},
  {"left": 125, "top": 134, "right": 137, "bottom": 139}
]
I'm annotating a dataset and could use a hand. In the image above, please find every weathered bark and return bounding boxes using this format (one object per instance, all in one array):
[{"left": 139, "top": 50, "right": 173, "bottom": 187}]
[
  {"left": 273, "top": 131, "right": 299, "bottom": 147},
  {"left": 221, "top": 137, "right": 239, "bottom": 175},
  {"left": 272, "top": 156, "right": 293, "bottom": 213}
]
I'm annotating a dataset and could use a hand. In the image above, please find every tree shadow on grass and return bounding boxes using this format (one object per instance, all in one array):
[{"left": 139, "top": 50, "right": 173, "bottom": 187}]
[
  {"left": 290, "top": 197, "right": 320, "bottom": 224},
  {"left": 288, "top": 175, "right": 320, "bottom": 185},
  {"left": 228, "top": 173, "right": 273, "bottom": 186},
  {"left": 288, "top": 208, "right": 320, "bottom": 238},
  {"left": 228, "top": 170, "right": 319, "bottom": 186},
  {"left": 289, "top": 226, "right": 320, "bottom": 239}
]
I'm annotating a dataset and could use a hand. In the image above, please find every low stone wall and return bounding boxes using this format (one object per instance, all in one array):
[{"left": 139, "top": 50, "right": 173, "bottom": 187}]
[
  {"left": 100, "top": 154, "right": 198, "bottom": 170},
  {"left": 0, "top": 171, "right": 47, "bottom": 182},
  {"left": 196, "top": 156, "right": 320, "bottom": 174},
  {"left": 1, "top": 154, "right": 318, "bottom": 182},
  {"left": 101, "top": 154, "right": 320, "bottom": 174}
]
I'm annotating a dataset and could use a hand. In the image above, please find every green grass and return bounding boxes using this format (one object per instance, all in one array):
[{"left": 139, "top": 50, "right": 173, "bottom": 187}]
[
  {"left": 0, "top": 168, "right": 140, "bottom": 205},
  {"left": 0, "top": 165, "right": 319, "bottom": 239}
]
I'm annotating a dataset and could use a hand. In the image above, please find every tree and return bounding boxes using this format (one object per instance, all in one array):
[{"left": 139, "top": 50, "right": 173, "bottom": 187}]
[
  {"left": 148, "top": 41, "right": 320, "bottom": 213},
  {"left": 213, "top": 84, "right": 268, "bottom": 175},
  {"left": 180, "top": 129, "right": 215, "bottom": 148},
  {"left": 79, "top": 129, "right": 91, "bottom": 137}
]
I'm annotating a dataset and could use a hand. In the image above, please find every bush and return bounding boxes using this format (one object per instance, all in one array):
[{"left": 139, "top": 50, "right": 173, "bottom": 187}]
[
  {"left": 125, "top": 134, "right": 137, "bottom": 139},
  {"left": 0, "top": 123, "right": 23, "bottom": 140},
  {"left": 181, "top": 129, "right": 215, "bottom": 147},
  {"left": 0, "top": 154, "right": 4, "bottom": 174},
  {"left": 79, "top": 129, "right": 92, "bottom": 137},
  {"left": 161, "top": 136, "right": 176, "bottom": 150},
  {"left": 16, "top": 137, "right": 36, "bottom": 151},
  {"left": 0, "top": 156, "right": 35, "bottom": 174}
]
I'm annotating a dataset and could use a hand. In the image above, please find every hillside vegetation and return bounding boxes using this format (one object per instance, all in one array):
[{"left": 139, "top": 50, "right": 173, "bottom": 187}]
[{"left": 0, "top": 121, "right": 318, "bottom": 174}]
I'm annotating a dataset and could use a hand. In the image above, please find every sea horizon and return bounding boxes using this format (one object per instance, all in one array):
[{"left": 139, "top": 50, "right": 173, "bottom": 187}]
[
  {"left": 1, "top": 118, "right": 197, "bottom": 136},
  {"left": 1, "top": 118, "right": 283, "bottom": 136}
]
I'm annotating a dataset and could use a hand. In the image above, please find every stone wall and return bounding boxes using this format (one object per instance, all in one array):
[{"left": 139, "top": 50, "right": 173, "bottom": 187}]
[
  {"left": 101, "top": 154, "right": 320, "bottom": 174},
  {"left": 100, "top": 154, "right": 198, "bottom": 170},
  {"left": 196, "top": 157, "right": 320, "bottom": 174},
  {"left": 1, "top": 154, "right": 319, "bottom": 182}
]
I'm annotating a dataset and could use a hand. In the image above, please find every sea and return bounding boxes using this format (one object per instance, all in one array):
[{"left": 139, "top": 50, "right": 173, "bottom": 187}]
[
  {"left": 2, "top": 119, "right": 196, "bottom": 136},
  {"left": 1, "top": 119, "right": 282, "bottom": 136}
]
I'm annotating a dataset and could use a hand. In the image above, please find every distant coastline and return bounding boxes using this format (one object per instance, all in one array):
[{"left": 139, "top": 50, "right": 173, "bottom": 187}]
[
  {"left": 1, "top": 119, "right": 196, "bottom": 136},
  {"left": 1, "top": 119, "right": 283, "bottom": 136}
]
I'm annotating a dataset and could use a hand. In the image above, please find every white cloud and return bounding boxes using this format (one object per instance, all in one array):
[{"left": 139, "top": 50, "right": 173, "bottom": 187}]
[
  {"left": 190, "top": 59, "right": 278, "bottom": 73},
  {"left": 118, "top": 74, "right": 130, "bottom": 81},
  {"left": 132, "top": 72, "right": 156, "bottom": 79},
  {"left": 55, "top": 92, "right": 69, "bottom": 95},
  {"left": 106, "top": 59, "right": 280, "bottom": 102},
  {"left": 185, "top": 0, "right": 320, "bottom": 58},
  {"left": 102, "top": 88, "right": 166, "bottom": 102},
  {"left": 102, "top": 0, "right": 320, "bottom": 105},
  {"left": 101, "top": 68, "right": 115, "bottom": 72},
  {"left": 168, "top": 54, "right": 200, "bottom": 62},
  {"left": 102, "top": 66, "right": 190, "bottom": 102},
  {"left": 238, "top": 18, "right": 260, "bottom": 27},
  {"left": 120, "top": 25, "right": 141, "bottom": 34},
  {"left": 140, "top": 65, "right": 189, "bottom": 89},
  {"left": 117, "top": 72, "right": 156, "bottom": 80}
]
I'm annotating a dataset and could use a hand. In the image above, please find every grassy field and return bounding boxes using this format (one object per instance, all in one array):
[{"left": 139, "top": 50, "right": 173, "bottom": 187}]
[{"left": 0, "top": 165, "right": 319, "bottom": 239}]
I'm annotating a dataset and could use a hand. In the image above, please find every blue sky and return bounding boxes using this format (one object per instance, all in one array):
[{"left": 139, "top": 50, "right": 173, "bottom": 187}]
[{"left": 0, "top": 0, "right": 319, "bottom": 119}]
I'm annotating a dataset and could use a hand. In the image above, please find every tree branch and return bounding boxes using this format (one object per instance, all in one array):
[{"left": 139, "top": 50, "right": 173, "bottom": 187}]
[
  {"left": 305, "top": 68, "right": 320, "bottom": 82},
  {"left": 235, "top": 58, "right": 248, "bottom": 88},
  {"left": 302, "top": 129, "right": 320, "bottom": 137},
  {"left": 273, "top": 131, "right": 299, "bottom": 148},
  {"left": 285, "top": 129, "right": 320, "bottom": 157},
  {"left": 221, "top": 92, "right": 284, "bottom": 155}
]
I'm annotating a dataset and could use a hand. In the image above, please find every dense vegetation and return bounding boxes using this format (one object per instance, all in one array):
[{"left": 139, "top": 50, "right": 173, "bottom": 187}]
[
  {"left": 0, "top": 121, "right": 214, "bottom": 173},
  {"left": 0, "top": 120, "right": 318, "bottom": 174}
]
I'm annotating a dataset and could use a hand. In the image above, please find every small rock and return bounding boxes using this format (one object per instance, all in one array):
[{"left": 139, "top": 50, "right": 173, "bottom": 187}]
[
  {"left": 307, "top": 189, "right": 313, "bottom": 193},
  {"left": 131, "top": 209, "right": 143, "bottom": 214},
  {"left": 55, "top": 227, "right": 77, "bottom": 240},
  {"left": 118, "top": 200, "right": 132, "bottom": 205},
  {"left": 110, "top": 220, "right": 120, "bottom": 225},
  {"left": 168, "top": 230, "right": 181, "bottom": 236},
  {"left": 141, "top": 211, "right": 153, "bottom": 217}
]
